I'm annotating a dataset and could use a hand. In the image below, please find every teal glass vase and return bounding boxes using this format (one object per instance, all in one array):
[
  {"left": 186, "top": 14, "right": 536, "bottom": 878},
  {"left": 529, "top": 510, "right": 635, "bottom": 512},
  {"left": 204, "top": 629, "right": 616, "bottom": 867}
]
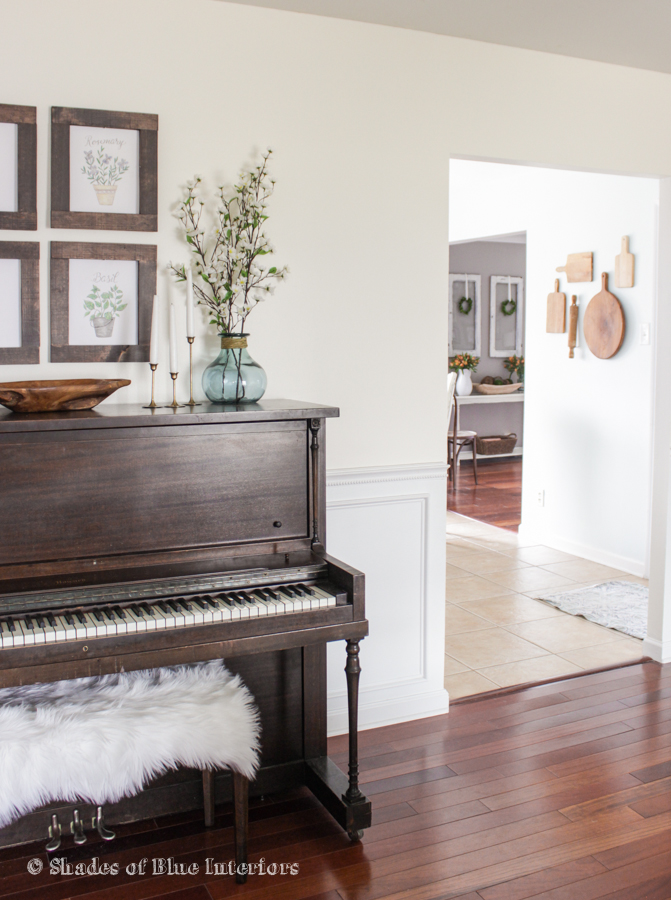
[{"left": 202, "top": 334, "right": 267, "bottom": 403}]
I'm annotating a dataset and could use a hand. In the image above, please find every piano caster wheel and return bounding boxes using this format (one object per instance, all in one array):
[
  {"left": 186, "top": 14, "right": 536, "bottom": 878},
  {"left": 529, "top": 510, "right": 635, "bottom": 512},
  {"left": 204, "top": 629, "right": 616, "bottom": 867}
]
[
  {"left": 45, "top": 814, "right": 62, "bottom": 852},
  {"left": 347, "top": 829, "right": 363, "bottom": 842},
  {"left": 92, "top": 806, "right": 116, "bottom": 841},
  {"left": 70, "top": 809, "right": 87, "bottom": 845}
]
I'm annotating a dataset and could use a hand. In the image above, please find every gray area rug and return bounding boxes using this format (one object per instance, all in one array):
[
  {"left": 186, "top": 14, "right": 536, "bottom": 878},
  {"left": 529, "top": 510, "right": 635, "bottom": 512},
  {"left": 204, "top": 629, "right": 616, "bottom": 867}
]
[{"left": 540, "top": 580, "right": 647, "bottom": 639}]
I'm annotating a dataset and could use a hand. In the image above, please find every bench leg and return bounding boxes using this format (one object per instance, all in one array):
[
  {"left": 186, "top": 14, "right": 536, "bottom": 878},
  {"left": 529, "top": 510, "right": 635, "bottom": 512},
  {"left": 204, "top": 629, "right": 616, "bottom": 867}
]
[
  {"left": 202, "top": 769, "right": 215, "bottom": 828},
  {"left": 232, "top": 771, "right": 249, "bottom": 884}
]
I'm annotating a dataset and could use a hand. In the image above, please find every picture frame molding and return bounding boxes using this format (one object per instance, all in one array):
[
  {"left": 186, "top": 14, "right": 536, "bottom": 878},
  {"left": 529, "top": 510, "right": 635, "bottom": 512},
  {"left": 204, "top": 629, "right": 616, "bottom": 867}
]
[
  {"left": 0, "top": 241, "right": 40, "bottom": 365},
  {"left": 50, "top": 241, "right": 156, "bottom": 363},
  {"left": 51, "top": 107, "right": 158, "bottom": 232},
  {"left": 449, "top": 273, "right": 482, "bottom": 357},
  {"left": 0, "top": 104, "right": 37, "bottom": 231},
  {"left": 489, "top": 275, "right": 524, "bottom": 358}
]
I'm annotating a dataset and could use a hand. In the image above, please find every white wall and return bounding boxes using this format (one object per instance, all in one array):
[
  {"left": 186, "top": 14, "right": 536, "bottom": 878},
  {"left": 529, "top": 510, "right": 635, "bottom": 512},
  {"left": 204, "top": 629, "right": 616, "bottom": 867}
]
[
  {"left": 4, "top": 0, "right": 671, "bottom": 722},
  {"left": 450, "top": 160, "right": 659, "bottom": 576}
]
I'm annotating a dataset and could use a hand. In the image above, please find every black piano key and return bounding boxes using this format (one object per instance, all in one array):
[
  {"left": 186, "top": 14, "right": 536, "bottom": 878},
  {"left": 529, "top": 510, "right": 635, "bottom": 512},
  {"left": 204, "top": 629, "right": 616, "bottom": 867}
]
[
  {"left": 130, "top": 605, "right": 143, "bottom": 617},
  {"left": 76, "top": 613, "right": 87, "bottom": 625},
  {"left": 93, "top": 610, "right": 104, "bottom": 623},
  {"left": 283, "top": 587, "right": 296, "bottom": 599},
  {"left": 193, "top": 598, "right": 207, "bottom": 611},
  {"left": 181, "top": 599, "right": 192, "bottom": 611},
  {"left": 47, "top": 614, "right": 57, "bottom": 627},
  {"left": 141, "top": 604, "right": 156, "bottom": 617},
  {"left": 159, "top": 602, "right": 170, "bottom": 614},
  {"left": 168, "top": 600, "right": 182, "bottom": 613},
  {"left": 65, "top": 614, "right": 75, "bottom": 625},
  {"left": 103, "top": 607, "right": 116, "bottom": 621},
  {"left": 7, "top": 618, "right": 15, "bottom": 631},
  {"left": 117, "top": 608, "right": 127, "bottom": 619},
  {"left": 24, "top": 618, "right": 34, "bottom": 630},
  {"left": 35, "top": 615, "right": 45, "bottom": 628}
]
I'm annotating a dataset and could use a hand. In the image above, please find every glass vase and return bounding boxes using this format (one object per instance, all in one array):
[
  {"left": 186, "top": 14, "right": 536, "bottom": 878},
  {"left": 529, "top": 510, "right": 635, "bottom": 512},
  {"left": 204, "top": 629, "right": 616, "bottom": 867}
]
[{"left": 202, "top": 334, "right": 267, "bottom": 403}]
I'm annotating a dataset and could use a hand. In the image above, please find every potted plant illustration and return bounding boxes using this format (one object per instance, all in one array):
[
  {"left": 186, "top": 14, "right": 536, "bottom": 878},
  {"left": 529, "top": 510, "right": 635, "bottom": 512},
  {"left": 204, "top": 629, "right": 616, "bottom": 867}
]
[
  {"left": 81, "top": 148, "right": 130, "bottom": 206},
  {"left": 84, "top": 284, "right": 127, "bottom": 338}
]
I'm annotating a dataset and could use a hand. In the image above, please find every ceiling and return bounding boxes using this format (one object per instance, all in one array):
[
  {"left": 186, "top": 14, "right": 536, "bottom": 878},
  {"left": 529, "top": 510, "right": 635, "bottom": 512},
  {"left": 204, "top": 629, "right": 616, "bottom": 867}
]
[{"left": 220, "top": 0, "right": 671, "bottom": 75}]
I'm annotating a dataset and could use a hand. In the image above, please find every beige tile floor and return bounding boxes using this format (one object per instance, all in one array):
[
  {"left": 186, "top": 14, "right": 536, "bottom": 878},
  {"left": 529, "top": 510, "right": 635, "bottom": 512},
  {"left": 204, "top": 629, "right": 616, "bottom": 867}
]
[{"left": 444, "top": 512, "right": 647, "bottom": 699}]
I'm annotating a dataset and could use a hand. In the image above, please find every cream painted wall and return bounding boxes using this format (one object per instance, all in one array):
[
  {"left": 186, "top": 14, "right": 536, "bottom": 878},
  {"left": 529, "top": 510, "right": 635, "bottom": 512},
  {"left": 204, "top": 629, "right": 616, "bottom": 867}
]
[{"left": 3, "top": 0, "right": 671, "bottom": 472}]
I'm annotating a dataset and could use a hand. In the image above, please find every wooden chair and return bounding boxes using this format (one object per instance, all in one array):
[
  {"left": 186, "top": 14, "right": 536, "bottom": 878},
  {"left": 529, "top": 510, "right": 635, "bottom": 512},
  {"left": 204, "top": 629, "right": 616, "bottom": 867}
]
[{"left": 447, "top": 372, "right": 478, "bottom": 486}]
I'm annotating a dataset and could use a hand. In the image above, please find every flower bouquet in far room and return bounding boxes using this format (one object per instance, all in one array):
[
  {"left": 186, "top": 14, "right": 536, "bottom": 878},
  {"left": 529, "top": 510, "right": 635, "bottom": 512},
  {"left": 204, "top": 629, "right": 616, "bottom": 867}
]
[
  {"left": 504, "top": 354, "right": 524, "bottom": 387},
  {"left": 169, "top": 149, "right": 288, "bottom": 403},
  {"left": 449, "top": 353, "right": 479, "bottom": 397}
]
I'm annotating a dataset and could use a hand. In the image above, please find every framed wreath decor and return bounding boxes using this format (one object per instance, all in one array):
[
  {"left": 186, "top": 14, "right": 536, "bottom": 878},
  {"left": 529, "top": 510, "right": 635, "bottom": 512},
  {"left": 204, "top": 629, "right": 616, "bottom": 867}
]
[
  {"left": 458, "top": 296, "right": 473, "bottom": 315},
  {"left": 501, "top": 298, "right": 517, "bottom": 316}
]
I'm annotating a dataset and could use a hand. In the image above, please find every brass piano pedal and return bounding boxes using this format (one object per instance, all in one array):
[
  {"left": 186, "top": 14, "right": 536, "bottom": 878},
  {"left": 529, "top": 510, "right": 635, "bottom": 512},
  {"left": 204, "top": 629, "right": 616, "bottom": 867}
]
[
  {"left": 45, "top": 814, "right": 62, "bottom": 852},
  {"left": 92, "top": 806, "right": 115, "bottom": 841},
  {"left": 70, "top": 809, "right": 87, "bottom": 845}
]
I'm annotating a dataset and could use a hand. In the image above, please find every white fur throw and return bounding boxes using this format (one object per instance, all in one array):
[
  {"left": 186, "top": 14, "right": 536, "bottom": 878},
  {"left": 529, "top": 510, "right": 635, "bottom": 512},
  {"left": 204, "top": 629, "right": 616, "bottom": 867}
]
[{"left": 0, "top": 660, "right": 260, "bottom": 828}]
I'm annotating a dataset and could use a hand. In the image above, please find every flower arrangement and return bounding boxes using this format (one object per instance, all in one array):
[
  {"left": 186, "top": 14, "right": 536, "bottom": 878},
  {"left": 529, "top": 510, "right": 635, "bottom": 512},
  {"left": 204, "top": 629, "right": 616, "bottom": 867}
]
[
  {"left": 82, "top": 148, "right": 130, "bottom": 186},
  {"left": 504, "top": 354, "right": 524, "bottom": 380},
  {"left": 169, "top": 149, "right": 288, "bottom": 336},
  {"left": 83, "top": 283, "right": 126, "bottom": 322},
  {"left": 449, "top": 353, "right": 479, "bottom": 372}
]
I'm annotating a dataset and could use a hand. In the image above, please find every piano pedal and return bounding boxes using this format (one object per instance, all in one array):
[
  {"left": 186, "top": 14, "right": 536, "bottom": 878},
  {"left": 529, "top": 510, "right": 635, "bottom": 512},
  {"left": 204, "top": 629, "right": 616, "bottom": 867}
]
[
  {"left": 92, "top": 806, "right": 116, "bottom": 841},
  {"left": 70, "top": 809, "right": 87, "bottom": 845},
  {"left": 45, "top": 814, "right": 62, "bottom": 852}
]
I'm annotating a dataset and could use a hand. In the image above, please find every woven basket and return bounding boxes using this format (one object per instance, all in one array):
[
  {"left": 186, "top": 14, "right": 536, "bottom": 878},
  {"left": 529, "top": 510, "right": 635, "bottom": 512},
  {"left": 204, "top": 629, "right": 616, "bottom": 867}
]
[{"left": 475, "top": 433, "right": 518, "bottom": 455}]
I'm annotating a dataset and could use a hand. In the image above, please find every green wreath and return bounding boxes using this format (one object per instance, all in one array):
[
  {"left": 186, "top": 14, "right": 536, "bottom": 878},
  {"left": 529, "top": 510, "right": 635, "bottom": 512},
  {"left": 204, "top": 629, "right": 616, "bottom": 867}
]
[
  {"left": 501, "top": 298, "right": 517, "bottom": 316},
  {"left": 458, "top": 296, "right": 473, "bottom": 315}
]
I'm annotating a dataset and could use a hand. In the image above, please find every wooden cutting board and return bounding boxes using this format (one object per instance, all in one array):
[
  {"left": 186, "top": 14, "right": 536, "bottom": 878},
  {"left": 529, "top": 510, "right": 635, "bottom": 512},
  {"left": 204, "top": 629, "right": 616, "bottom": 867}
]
[
  {"left": 546, "top": 279, "right": 566, "bottom": 333},
  {"left": 583, "top": 273, "right": 625, "bottom": 359},
  {"left": 614, "top": 236, "right": 634, "bottom": 288},
  {"left": 556, "top": 252, "right": 593, "bottom": 283}
]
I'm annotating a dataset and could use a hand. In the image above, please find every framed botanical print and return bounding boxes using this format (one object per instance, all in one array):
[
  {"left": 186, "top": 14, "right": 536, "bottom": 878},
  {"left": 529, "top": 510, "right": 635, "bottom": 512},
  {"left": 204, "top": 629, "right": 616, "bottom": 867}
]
[
  {"left": 51, "top": 107, "right": 158, "bottom": 231},
  {"left": 0, "top": 242, "right": 39, "bottom": 364},
  {"left": 0, "top": 104, "right": 37, "bottom": 231},
  {"left": 50, "top": 242, "right": 156, "bottom": 363}
]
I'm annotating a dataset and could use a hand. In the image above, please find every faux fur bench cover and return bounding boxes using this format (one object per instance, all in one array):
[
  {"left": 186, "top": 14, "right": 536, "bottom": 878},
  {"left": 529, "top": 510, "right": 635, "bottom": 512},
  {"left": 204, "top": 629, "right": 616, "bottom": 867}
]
[{"left": 0, "top": 660, "right": 260, "bottom": 828}]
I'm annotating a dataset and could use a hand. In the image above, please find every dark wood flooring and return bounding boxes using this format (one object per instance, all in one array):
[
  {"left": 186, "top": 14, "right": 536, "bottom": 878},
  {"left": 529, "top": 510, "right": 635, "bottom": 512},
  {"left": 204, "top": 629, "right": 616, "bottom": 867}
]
[
  {"left": 449, "top": 457, "right": 522, "bottom": 531},
  {"left": 2, "top": 661, "right": 670, "bottom": 900}
]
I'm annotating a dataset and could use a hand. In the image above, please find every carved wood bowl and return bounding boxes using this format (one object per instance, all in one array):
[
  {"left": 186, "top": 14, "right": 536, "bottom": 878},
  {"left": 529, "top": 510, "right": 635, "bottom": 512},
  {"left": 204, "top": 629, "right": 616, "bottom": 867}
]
[
  {"left": 472, "top": 383, "right": 523, "bottom": 395},
  {"left": 0, "top": 379, "right": 131, "bottom": 413}
]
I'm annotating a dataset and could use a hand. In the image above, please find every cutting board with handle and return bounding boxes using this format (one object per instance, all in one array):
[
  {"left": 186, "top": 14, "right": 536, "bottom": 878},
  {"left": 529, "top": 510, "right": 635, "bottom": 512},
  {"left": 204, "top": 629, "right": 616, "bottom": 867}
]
[
  {"left": 546, "top": 279, "right": 566, "bottom": 333},
  {"left": 583, "top": 273, "right": 625, "bottom": 359},
  {"left": 614, "top": 236, "right": 634, "bottom": 288},
  {"left": 556, "top": 252, "right": 593, "bottom": 283}
]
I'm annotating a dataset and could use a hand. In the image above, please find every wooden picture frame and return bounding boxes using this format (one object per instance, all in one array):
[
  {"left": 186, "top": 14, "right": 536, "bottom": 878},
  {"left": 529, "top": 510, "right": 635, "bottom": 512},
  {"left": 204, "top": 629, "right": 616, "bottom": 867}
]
[
  {"left": 0, "top": 242, "right": 40, "bottom": 365},
  {"left": 50, "top": 242, "right": 156, "bottom": 363},
  {"left": 0, "top": 104, "right": 37, "bottom": 231},
  {"left": 449, "top": 273, "right": 481, "bottom": 357},
  {"left": 489, "top": 275, "right": 524, "bottom": 358},
  {"left": 51, "top": 107, "right": 158, "bottom": 231}
]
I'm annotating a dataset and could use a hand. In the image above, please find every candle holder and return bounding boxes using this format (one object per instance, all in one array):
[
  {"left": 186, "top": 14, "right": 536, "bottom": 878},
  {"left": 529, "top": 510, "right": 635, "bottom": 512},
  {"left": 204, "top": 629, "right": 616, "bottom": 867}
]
[
  {"left": 165, "top": 372, "right": 186, "bottom": 409},
  {"left": 143, "top": 363, "right": 159, "bottom": 409},
  {"left": 186, "top": 336, "right": 201, "bottom": 407}
]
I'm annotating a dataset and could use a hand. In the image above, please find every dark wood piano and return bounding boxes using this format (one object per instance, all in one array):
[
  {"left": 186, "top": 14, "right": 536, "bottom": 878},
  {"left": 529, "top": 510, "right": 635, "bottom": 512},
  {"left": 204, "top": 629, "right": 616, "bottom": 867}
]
[{"left": 0, "top": 399, "right": 371, "bottom": 846}]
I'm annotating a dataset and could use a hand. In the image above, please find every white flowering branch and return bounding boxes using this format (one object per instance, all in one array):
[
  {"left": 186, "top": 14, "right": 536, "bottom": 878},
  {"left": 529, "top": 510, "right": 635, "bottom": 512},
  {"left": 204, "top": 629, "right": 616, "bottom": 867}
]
[{"left": 169, "top": 149, "right": 288, "bottom": 335}]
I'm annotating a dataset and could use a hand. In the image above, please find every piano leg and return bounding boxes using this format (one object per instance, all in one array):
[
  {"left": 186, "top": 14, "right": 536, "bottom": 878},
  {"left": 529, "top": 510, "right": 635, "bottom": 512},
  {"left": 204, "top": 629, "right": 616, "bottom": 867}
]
[
  {"left": 232, "top": 771, "right": 249, "bottom": 884},
  {"left": 345, "top": 638, "right": 364, "bottom": 840}
]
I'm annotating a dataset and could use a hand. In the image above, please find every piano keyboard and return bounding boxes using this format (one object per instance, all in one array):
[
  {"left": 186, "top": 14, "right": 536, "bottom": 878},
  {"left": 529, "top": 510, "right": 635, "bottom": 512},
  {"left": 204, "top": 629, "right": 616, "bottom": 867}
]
[{"left": 0, "top": 584, "right": 337, "bottom": 648}]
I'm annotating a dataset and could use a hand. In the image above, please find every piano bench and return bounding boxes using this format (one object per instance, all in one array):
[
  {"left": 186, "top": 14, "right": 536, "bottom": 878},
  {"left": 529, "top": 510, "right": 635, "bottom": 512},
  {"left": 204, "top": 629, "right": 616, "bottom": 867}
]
[{"left": 0, "top": 661, "right": 259, "bottom": 884}]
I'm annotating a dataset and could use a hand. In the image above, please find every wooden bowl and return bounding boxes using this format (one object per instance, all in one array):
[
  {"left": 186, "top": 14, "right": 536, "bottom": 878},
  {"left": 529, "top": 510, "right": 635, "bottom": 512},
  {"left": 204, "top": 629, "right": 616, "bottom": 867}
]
[
  {"left": 472, "top": 383, "right": 523, "bottom": 395},
  {"left": 0, "top": 379, "right": 131, "bottom": 413}
]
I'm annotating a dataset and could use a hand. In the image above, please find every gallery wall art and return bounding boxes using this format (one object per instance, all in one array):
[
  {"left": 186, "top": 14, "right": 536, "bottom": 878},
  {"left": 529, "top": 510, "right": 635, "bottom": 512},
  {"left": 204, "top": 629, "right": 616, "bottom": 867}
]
[
  {"left": 51, "top": 107, "right": 158, "bottom": 232},
  {"left": 0, "top": 104, "right": 37, "bottom": 231},
  {"left": 50, "top": 242, "right": 156, "bottom": 363},
  {"left": 0, "top": 241, "right": 40, "bottom": 365}
]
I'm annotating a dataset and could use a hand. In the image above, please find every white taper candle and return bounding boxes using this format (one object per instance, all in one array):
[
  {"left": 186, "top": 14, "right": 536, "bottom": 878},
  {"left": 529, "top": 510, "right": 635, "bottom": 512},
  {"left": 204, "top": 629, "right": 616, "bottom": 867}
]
[
  {"left": 186, "top": 268, "right": 194, "bottom": 338},
  {"left": 169, "top": 303, "right": 178, "bottom": 372},
  {"left": 149, "top": 294, "right": 159, "bottom": 365}
]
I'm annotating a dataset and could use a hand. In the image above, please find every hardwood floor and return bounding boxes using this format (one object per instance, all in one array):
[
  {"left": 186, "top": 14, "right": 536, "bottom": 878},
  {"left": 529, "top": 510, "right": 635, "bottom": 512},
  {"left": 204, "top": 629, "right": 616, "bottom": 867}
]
[
  {"left": 448, "top": 457, "right": 522, "bottom": 531},
  {"left": 1, "top": 661, "right": 669, "bottom": 899}
]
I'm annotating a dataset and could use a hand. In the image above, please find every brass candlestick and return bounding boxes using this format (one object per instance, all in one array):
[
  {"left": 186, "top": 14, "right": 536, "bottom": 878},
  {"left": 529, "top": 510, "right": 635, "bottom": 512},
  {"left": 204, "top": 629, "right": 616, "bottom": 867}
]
[
  {"left": 165, "top": 372, "right": 186, "bottom": 409},
  {"left": 143, "top": 363, "right": 159, "bottom": 409},
  {"left": 186, "top": 336, "right": 201, "bottom": 407}
]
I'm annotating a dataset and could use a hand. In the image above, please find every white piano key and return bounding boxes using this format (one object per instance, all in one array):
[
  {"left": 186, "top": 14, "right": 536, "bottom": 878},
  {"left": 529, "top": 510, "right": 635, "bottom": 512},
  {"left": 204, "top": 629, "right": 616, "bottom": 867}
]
[
  {"left": 126, "top": 608, "right": 147, "bottom": 632},
  {"left": 312, "top": 586, "right": 337, "bottom": 608},
  {"left": 0, "top": 621, "right": 14, "bottom": 648},
  {"left": 54, "top": 615, "right": 73, "bottom": 641},
  {"left": 19, "top": 620, "right": 37, "bottom": 645}
]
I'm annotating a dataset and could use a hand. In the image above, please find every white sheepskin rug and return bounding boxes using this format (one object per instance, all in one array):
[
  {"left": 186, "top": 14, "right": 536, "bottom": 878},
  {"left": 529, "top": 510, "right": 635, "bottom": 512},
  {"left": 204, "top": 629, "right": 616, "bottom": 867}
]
[{"left": 0, "top": 660, "right": 260, "bottom": 829}]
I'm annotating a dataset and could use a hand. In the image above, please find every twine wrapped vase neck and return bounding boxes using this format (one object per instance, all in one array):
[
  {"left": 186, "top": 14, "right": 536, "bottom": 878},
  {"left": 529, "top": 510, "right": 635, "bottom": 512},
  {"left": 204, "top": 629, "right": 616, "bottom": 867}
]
[{"left": 220, "top": 335, "right": 248, "bottom": 350}]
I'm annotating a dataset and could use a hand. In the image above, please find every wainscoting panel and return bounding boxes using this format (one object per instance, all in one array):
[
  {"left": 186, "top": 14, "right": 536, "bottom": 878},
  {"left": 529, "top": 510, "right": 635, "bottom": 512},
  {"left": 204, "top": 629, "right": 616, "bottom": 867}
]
[{"left": 325, "top": 463, "right": 449, "bottom": 734}]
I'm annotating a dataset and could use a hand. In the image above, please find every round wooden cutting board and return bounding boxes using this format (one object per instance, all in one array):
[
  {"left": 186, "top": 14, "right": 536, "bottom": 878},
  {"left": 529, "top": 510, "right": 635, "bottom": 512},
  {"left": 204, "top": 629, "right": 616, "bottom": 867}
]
[{"left": 583, "top": 273, "right": 625, "bottom": 359}]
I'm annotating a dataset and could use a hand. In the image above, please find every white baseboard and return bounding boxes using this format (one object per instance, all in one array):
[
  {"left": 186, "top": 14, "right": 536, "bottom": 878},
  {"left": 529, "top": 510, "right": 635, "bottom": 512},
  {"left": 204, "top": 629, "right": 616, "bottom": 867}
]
[
  {"left": 325, "top": 463, "right": 450, "bottom": 735},
  {"left": 517, "top": 525, "right": 647, "bottom": 577},
  {"left": 642, "top": 635, "right": 671, "bottom": 664}
]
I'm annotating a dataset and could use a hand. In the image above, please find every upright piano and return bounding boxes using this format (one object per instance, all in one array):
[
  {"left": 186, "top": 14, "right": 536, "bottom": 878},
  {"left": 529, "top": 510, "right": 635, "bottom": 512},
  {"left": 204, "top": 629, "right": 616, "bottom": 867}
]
[{"left": 0, "top": 399, "right": 371, "bottom": 846}]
